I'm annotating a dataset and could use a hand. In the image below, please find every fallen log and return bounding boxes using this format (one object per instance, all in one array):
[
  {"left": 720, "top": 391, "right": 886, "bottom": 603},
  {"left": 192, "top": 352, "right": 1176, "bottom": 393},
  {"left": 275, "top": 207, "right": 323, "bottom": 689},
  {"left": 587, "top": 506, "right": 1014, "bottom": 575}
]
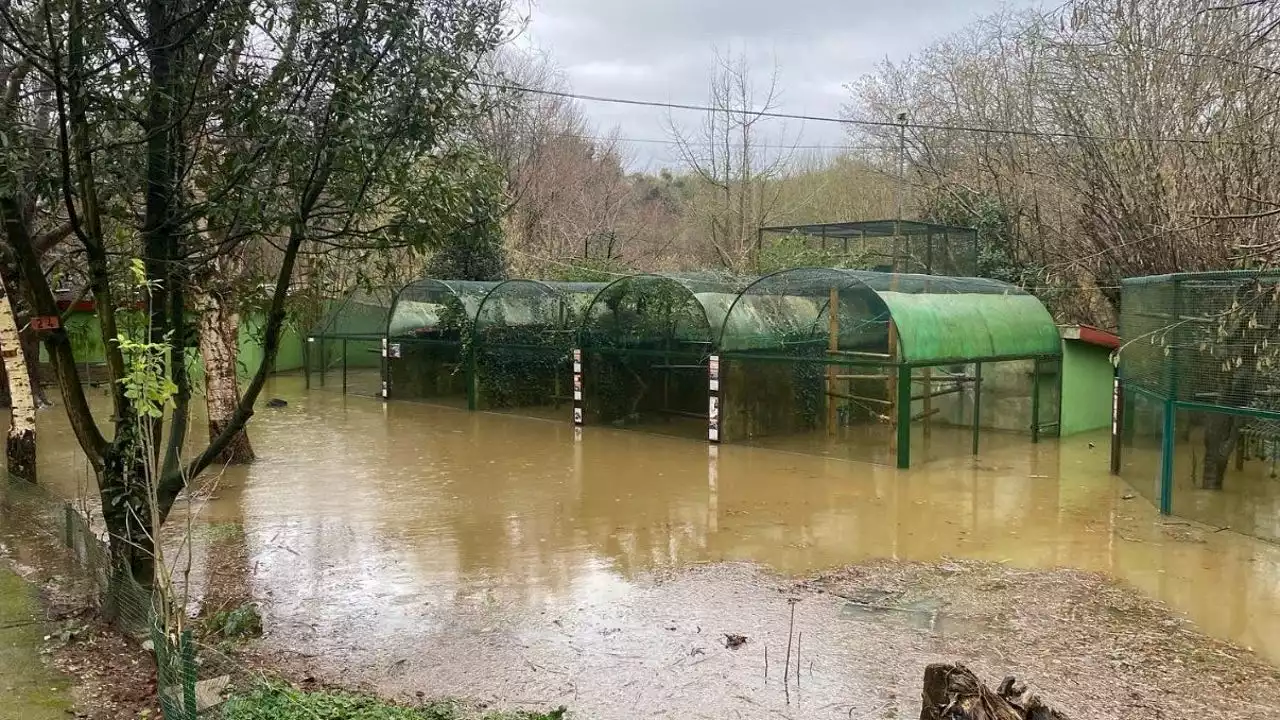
[{"left": 920, "top": 663, "right": 1069, "bottom": 720}]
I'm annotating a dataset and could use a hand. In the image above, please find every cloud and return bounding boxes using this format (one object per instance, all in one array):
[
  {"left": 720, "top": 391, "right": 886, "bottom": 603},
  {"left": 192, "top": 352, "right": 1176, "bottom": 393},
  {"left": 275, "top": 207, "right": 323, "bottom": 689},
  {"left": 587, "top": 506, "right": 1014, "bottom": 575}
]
[{"left": 527, "top": 0, "right": 1046, "bottom": 168}]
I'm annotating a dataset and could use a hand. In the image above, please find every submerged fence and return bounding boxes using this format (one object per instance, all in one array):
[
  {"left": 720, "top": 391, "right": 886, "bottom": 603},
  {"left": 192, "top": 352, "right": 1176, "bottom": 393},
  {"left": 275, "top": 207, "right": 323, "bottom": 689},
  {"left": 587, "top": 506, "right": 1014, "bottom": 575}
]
[{"left": 0, "top": 473, "right": 243, "bottom": 720}]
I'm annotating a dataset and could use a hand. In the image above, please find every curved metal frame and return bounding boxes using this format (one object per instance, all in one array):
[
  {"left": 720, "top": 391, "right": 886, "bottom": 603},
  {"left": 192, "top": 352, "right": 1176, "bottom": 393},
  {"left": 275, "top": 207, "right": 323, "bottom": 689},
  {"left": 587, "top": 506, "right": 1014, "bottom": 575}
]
[
  {"left": 384, "top": 278, "right": 501, "bottom": 337},
  {"left": 471, "top": 278, "right": 559, "bottom": 329},
  {"left": 577, "top": 272, "right": 725, "bottom": 353}
]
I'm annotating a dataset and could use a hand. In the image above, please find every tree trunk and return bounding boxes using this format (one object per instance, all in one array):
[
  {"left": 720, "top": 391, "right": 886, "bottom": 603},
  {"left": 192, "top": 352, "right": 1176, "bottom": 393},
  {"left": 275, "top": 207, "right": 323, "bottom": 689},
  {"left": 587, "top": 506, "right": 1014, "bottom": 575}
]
[
  {"left": 920, "top": 663, "right": 1068, "bottom": 720},
  {"left": 96, "top": 441, "right": 159, "bottom": 627},
  {"left": 0, "top": 287, "right": 36, "bottom": 482},
  {"left": 0, "top": 258, "right": 50, "bottom": 408},
  {"left": 196, "top": 290, "right": 253, "bottom": 464},
  {"left": 1201, "top": 412, "right": 1241, "bottom": 490}
]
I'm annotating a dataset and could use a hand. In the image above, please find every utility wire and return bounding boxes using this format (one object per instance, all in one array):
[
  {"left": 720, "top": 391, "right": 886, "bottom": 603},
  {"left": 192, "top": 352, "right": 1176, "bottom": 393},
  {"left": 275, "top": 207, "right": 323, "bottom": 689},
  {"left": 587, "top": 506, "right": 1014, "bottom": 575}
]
[{"left": 473, "top": 81, "right": 1268, "bottom": 147}]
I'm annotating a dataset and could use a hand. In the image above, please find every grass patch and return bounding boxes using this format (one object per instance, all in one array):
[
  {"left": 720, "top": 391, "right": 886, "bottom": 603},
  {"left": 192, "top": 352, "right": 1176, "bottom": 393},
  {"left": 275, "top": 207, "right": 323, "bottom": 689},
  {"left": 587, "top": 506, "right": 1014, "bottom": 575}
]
[
  {"left": 223, "top": 681, "right": 567, "bottom": 720},
  {"left": 200, "top": 523, "right": 245, "bottom": 543},
  {"left": 201, "top": 603, "right": 263, "bottom": 642}
]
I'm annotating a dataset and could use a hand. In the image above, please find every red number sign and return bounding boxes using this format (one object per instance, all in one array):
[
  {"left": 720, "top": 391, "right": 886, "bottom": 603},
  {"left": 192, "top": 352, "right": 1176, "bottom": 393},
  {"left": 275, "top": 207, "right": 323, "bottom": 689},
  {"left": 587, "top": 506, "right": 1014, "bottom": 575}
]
[{"left": 31, "top": 316, "right": 60, "bottom": 331}]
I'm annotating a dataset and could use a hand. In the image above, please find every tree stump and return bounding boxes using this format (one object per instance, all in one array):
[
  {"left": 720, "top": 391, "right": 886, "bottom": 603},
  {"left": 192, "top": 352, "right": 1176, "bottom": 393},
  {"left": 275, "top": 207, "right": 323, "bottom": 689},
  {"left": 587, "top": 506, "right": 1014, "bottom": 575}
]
[{"left": 920, "top": 663, "right": 1069, "bottom": 720}]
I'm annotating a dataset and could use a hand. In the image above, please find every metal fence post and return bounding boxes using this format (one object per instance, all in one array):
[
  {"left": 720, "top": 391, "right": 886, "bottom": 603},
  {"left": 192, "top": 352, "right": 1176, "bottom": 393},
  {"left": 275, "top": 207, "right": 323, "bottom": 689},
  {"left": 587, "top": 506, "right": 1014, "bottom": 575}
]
[
  {"left": 1160, "top": 399, "right": 1175, "bottom": 515},
  {"left": 896, "top": 364, "right": 912, "bottom": 469},
  {"left": 972, "top": 362, "right": 983, "bottom": 456},
  {"left": 1031, "top": 358, "right": 1042, "bottom": 443}
]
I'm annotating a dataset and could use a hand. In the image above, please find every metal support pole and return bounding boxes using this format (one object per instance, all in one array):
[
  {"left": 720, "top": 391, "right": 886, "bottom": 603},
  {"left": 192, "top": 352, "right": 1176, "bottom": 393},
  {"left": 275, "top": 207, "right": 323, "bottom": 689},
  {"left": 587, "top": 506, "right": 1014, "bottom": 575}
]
[
  {"left": 827, "top": 287, "right": 839, "bottom": 435},
  {"left": 972, "top": 362, "right": 983, "bottom": 456},
  {"left": 467, "top": 343, "right": 478, "bottom": 411},
  {"left": 342, "top": 339, "right": 348, "bottom": 394},
  {"left": 1159, "top": 399, "right": 1175, "bottom": 515},
  {"left": 319, "top": 338, "right": 326, "bottom": 387},
  {"left": 1031, "top": 358, "right": 1042, "bottom": 443},
  {"left": 304, "top": 338, "right": 311, "bottom": 389},
  {"left": 896, "top": 364, "right": 912, "bottom": 469}
]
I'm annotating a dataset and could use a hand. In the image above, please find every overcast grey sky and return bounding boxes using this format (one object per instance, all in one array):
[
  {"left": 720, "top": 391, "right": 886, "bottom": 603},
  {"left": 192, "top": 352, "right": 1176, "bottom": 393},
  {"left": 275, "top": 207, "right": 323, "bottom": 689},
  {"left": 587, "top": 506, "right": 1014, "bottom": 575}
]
[{"left": 523, "top": 0, "right": 1045, "bottom": 170}]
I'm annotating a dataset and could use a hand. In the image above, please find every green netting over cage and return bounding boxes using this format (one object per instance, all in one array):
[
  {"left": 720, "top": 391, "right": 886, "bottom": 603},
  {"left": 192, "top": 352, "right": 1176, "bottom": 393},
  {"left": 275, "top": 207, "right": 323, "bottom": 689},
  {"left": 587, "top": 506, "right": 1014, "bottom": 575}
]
[
  {"left": 578, "top": 272, "right": 750, "bottom": 438},
  {"left": 472, "top": 280, "right": 605, "bottom": 416},
  {"left": 1117, "top": 271, "right": 1280, "bottom": 542},
  {"left": 717, "top": 268, "right": 1061, "bottom": 466},
  {"left": 306, "top": 287, "right": 395, "bottom": 396},
  {"left": 385, "top": 279, "right": 500, "bottom": 406},
  {"left": 757, "top": 220, "right": 979, "bottom": 276}
]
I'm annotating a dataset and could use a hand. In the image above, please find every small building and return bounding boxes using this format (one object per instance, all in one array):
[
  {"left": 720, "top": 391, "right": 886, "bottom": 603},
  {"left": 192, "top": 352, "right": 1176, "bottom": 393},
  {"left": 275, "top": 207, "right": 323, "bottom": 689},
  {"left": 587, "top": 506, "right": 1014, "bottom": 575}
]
[{"left": 1057, "top": 325, "right": 1118, "bottom": 436}]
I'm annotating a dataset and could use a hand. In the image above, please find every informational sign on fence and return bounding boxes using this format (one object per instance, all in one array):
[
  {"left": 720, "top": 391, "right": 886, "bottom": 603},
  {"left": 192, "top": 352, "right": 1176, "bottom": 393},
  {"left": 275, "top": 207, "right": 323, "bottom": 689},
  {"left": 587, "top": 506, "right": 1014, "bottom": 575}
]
[
  {"left": 572, "top": 348, "right": 583, "bottom": 426},
  {"left": 708, "top": 355, "right": 721, "bottom": 442}
]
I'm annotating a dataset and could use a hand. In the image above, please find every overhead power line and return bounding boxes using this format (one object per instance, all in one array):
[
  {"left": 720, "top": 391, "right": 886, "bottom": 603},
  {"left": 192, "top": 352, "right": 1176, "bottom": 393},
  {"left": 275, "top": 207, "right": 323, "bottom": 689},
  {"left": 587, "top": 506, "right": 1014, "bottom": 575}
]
[
  {"left": 546, "top": 130, "right": 898, "bottom": 152},
  {"left": 473, "top": 81, "right": 1265, "bottom": 147}
]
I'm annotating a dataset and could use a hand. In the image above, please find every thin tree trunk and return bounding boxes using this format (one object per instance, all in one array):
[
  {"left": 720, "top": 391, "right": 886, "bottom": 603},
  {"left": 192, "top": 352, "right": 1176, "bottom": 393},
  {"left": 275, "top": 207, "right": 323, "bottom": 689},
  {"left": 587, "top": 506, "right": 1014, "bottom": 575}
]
[
  {"left": 1201, "top": 413, "right": 1241, "bottom": 490},
  {"left": 0, "top": 287, "right": 36, "bottom": 482},
  {"left": 196, "top": 289, "right": 253, "bottom": 464}
]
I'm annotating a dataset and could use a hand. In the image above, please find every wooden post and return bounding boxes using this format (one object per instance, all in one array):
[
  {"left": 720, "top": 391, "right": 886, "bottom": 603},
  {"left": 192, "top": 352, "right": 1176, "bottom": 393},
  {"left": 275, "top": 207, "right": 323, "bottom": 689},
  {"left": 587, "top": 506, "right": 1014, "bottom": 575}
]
[{"left": 827, "top": 287, "right": 839, "bottom": 435}]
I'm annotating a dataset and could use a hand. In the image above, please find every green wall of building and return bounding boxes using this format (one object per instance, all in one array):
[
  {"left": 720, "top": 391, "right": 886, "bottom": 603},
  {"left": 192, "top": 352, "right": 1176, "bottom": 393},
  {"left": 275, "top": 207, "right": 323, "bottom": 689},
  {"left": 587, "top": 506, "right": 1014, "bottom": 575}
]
[
  {"left": 40, "top": 310, "right": 305, "bottom": 380},
  {"left": 1060, "top": 340, "right": 1114, "bottom": 436}
]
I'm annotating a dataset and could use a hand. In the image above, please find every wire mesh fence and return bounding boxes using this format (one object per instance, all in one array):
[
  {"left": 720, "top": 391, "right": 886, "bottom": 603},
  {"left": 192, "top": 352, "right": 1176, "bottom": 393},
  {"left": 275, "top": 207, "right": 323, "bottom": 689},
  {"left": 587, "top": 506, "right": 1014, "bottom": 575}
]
[
  {"left": 306, "top": 287, "right": 396, "bottom": 398},
  {"left": 0, "top": 472, "right": 261, "bottom": 720},
  {"left": 1117, "top": 271, "right": 1280, "bottom": 541}
]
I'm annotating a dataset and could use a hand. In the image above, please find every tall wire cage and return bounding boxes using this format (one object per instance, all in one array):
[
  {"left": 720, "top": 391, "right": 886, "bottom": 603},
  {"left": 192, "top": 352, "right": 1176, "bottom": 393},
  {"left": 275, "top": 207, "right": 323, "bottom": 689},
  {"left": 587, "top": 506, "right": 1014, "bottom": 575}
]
[
  {"left": 717, "top": 269, "right": 1062, "bottom": 467},
  {"left": 757, "top": 220, "right": 979, "bottom": 276},
  {"left": 1116, "top": 271, "right": 1280, "bottom": 542},
  {"left": 472, "top": 280, "right": 605, "bottom": 418},
  {"left": 384, "top": 279, "right": 500, "bottom": 407}
]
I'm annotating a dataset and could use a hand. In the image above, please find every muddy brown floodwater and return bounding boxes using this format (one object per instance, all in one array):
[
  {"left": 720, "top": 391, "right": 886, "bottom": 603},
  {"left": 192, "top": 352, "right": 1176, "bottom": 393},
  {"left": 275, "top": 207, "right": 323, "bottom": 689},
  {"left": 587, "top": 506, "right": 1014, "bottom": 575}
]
[{"left": 28, "top": 375, "right": 1280, "bottom": 718}]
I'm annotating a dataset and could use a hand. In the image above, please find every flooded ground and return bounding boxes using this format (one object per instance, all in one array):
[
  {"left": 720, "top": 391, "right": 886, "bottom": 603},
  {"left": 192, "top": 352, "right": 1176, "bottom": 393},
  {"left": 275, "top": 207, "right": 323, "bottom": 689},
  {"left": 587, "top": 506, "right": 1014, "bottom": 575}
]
[{"left": 23, "top": 375, "right": 1280, "bottom": 717}]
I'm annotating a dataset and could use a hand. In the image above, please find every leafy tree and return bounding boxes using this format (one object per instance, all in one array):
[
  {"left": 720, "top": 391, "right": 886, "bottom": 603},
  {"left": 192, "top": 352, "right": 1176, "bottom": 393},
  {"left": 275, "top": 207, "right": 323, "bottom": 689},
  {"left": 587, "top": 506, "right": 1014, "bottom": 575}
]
[{"left": 0, "top": 0, "right": 507, "bottom": 592}]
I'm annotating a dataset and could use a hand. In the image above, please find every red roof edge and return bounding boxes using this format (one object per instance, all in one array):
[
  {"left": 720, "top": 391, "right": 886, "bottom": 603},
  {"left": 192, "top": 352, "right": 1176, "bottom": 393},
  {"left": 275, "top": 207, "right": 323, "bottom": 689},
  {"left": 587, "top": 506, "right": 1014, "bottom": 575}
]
[{"left": 1059, "top": 324, "right": 1120, "bottom": 350}]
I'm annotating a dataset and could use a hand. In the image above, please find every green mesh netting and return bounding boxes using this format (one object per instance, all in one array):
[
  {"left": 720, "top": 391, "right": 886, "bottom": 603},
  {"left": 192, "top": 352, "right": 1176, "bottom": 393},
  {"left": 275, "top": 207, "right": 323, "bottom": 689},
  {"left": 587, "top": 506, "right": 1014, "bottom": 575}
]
[
  {"left": 579, "top": 272, "right": 749, "bottom": 437},
  {"left": 385, "top": 279, "right": 500, "bottom": 405},
  {"left": 310, "top": 288, "right": 395, "bottom": 339},
  {"left": 473, "top": 280, "right": 604, "bottom": 415}
]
